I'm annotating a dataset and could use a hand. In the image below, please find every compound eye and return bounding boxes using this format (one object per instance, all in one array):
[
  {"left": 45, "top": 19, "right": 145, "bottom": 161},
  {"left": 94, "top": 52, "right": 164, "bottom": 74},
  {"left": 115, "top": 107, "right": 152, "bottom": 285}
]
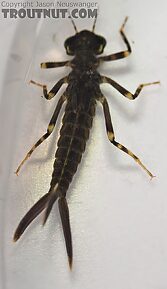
[
  {"left": 66, "top": 46, "right": 71, "bottom": 54},
  {"left": 98, "top": 44, "right": 104, "bottom": 53}
]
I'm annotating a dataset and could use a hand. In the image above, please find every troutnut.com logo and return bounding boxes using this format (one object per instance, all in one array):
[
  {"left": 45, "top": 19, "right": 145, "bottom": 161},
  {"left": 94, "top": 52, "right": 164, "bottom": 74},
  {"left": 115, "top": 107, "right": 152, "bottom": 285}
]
[{"left": 1, "top": 1, "right": 98, "bottom": 18}]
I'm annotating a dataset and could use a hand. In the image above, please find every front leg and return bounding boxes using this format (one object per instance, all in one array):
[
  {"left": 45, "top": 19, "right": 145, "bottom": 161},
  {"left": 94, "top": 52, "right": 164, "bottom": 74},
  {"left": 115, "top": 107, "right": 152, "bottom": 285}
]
[
  {"left": 99, "top": 17, "right": 131, "bottom": 62},
  {"left": 41, "top": 60, "right": 70, "bottom": 69}
]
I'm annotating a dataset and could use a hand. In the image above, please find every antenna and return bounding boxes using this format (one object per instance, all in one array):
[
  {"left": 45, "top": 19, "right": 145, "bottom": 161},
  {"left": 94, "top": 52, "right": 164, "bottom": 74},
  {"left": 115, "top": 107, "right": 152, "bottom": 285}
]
[
  {"left": 92, "top": 10, "right": 98, "bottom": 32},
  {"left": 68, "top": 11, "right": 78, "bottom": 33}
]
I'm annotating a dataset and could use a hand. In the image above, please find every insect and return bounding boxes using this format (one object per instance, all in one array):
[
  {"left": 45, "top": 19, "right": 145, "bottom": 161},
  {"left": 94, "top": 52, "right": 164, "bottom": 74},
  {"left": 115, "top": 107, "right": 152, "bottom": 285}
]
[{"left": 14, "top": 16, "right": 159, "bottom": 269}]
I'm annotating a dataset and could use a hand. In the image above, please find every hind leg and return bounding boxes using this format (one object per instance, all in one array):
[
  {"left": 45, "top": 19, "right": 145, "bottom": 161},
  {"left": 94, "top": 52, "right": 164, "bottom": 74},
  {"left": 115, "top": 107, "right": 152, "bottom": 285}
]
[
  {"left": 99, "top": 96, "right": 154, "bottom": 178},
  {"left": 15, "top": 94, "right": 66, "bottom": 175}
]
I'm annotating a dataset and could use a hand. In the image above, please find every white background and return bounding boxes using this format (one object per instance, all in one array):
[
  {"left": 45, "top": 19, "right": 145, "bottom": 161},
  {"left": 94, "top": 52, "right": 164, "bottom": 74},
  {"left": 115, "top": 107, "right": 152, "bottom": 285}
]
[{"left": 0, "top": 0, "right": 167, "bottom": 288}]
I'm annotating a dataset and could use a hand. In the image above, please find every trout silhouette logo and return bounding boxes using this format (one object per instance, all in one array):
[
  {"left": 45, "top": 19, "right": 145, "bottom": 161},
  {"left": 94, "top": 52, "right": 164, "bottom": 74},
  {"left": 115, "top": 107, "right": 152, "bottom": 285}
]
[{"left": 1, "top": 8, "right": 97, "bottom": 18}]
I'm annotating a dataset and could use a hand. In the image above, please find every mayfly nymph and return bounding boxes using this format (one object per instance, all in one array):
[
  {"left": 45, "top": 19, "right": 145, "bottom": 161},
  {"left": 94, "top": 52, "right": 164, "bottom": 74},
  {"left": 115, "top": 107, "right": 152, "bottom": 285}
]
[{"left": 14, "top": 16, "right": 159, "bottom": 268}]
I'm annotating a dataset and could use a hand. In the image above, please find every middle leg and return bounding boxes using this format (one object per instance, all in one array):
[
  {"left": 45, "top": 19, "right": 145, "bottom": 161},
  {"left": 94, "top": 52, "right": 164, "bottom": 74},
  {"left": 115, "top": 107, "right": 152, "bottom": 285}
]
[
  {"left": 30, "top": 76, "right": 68, "bottom": 100},
  {"left": 101, "top": 75, "right": 160, "bottom": 100}
]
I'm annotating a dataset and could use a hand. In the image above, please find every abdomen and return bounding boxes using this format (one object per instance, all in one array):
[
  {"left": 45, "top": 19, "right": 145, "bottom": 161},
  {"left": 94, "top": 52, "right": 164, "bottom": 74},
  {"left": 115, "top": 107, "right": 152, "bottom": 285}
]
[{"left": 50, "top": 100, "right": 96, "bottom": 196}]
